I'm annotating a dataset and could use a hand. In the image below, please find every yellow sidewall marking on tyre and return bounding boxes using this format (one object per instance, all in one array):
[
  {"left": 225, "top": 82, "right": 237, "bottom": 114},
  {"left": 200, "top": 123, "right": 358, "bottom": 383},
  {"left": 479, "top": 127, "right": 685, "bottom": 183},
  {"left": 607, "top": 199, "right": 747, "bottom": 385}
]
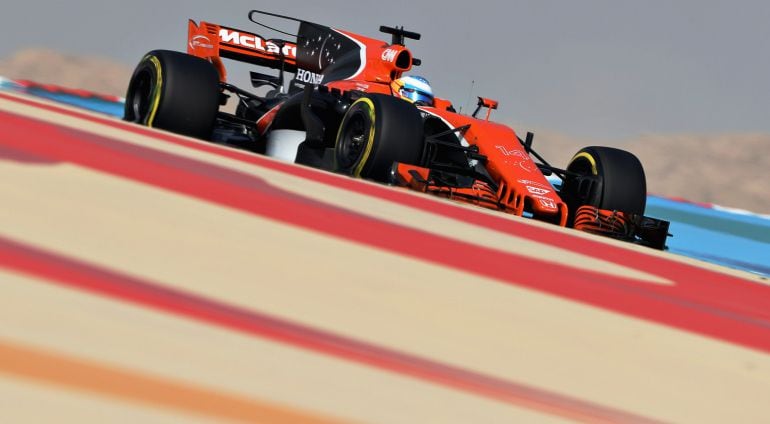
[
  {"left": 353, "top": 98, "right": 376, "bottom": 178},
  {"left": 570, "top": 152, "right": 598, "bottom": 175},
  {"left": 144, "top": 55, "right": 163, "bottom": 128},
  {"left": 336, "top": 97, "right": 376, "bottom": 178}
]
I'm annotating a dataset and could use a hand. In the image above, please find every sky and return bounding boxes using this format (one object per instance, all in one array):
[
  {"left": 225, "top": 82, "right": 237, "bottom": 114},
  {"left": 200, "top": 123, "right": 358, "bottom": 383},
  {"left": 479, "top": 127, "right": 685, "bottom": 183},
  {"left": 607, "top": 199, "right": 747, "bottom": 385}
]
[{"left": 3, "top": 1, "right": 770, "bottom": 140}]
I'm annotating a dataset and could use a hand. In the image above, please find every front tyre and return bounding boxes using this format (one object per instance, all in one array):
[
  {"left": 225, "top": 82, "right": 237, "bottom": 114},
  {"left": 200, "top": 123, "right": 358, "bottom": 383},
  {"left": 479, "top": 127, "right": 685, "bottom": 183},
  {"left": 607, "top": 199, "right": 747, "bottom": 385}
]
[
  {"left": 334, "top": 94, "right": 424, "bottom": 182},
  {"left": 563, "top": 146, "right": 647, "bottom": 215},
  {"left": 124, "top": 50, "right": 220, "bottom": 140}
]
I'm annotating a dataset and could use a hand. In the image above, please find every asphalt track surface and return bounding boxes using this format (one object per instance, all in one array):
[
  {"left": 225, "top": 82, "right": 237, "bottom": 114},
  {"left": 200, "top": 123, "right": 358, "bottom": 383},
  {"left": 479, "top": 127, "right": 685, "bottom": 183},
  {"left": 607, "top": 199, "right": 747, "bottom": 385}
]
[{"left": 1, "top": 91, "right": 770, "bottom": 423}]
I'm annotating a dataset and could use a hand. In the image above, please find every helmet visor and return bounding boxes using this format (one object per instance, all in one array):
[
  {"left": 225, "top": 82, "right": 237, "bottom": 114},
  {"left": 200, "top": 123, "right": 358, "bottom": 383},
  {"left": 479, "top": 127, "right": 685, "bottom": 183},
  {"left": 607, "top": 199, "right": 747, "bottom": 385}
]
[{"left": 400, "top": 87, "right": 434, "bottom": 106}]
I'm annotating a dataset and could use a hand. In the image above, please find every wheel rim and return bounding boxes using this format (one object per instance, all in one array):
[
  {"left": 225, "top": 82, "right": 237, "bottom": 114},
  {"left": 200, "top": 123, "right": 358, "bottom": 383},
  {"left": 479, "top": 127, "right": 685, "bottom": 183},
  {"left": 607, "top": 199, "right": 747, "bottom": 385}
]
[
  {"left": 128, "top": 68, "right": 153, "bottom": 124},
  {"left": 337, "top": 111, "right": 372, "bottom": 169}
]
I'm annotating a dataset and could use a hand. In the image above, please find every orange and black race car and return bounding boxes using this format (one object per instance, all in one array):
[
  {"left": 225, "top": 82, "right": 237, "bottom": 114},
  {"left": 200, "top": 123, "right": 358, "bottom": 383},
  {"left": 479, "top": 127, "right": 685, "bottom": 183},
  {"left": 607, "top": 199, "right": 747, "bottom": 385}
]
[{"left": 124, "top": 10, "right": 670, "bottom": 249}]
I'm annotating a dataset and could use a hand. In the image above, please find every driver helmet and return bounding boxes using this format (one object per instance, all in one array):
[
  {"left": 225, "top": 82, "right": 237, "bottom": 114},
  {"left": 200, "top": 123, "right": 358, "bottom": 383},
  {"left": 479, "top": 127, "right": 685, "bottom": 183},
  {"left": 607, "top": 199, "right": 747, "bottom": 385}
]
[{"left": 392, "top": 75, "right": 434, "bottom": 106}]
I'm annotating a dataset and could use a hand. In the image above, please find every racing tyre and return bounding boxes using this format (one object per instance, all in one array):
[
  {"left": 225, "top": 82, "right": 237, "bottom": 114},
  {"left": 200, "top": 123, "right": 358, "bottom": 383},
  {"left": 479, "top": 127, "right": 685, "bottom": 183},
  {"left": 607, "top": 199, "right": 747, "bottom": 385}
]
[
  {"left": 124, "top": 50, "right": 220, "bottom": 140},
  {"left": 334, "top": 94, "right": 424, "bottom": 182},
  {"left": 563, "top": 146, "right": 647, "bottom": 215}
]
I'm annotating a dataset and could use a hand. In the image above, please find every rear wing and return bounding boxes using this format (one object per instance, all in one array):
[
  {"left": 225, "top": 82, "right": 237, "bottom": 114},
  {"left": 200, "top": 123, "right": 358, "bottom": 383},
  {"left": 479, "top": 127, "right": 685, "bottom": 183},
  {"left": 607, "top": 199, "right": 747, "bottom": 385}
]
[
  {"left": 188, "top": 10, "right": 418, "bottom": 87},
  {"left": 188, "top": 20, "right": 298, "bottom": 81}
]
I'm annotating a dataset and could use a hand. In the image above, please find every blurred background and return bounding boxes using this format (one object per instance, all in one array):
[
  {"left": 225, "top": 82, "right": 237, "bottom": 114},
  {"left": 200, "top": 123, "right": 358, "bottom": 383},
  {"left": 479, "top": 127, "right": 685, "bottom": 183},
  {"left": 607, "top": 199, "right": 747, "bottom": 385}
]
[{"left": 2, "top": 0, "right": 768, "bottom": 212}]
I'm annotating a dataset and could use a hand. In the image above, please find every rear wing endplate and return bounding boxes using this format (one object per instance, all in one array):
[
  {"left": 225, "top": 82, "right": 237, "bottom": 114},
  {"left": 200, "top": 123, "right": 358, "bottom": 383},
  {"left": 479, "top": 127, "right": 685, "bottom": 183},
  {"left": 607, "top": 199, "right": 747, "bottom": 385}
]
[{"left": 187, "top": 20, "right": 298, "bottom": 82}]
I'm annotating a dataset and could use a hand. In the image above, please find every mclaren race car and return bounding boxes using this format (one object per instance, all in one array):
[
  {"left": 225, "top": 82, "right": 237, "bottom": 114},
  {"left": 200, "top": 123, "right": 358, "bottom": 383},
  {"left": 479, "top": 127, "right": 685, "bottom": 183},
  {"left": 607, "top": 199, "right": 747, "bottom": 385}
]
[{"left": 124, "top": 10, "right": 670, "bottom": 249}]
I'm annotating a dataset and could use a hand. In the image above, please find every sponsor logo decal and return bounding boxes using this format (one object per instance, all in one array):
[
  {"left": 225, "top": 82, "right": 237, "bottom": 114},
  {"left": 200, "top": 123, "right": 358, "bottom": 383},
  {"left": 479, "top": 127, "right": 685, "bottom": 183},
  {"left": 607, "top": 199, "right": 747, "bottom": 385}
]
[
  {"left": 218, "top": 29, "right": 297, "bottom": 58},
  {"left": 189, "top": 35, "right": 214, "bottom": 50},
  {"left": 539, "top": 198, "right": 558, "bottom": 209},
  {"left": 381, "top": 48, "right": 398, "bottom": 62},
  {"left": 494, "top": 145, "right": 521, "bottom": 157},
  {"left": 526, "top": 185, "right": 550, "bottom": 196},
  {"left": 518, "top": 179, "right": 550, "bottom": 188},
  {"left": 296, "top": 69, "right": 324, "bottom": 85},
  {"left": 495, "top": 145, "right": 533, "bottom": 173}
]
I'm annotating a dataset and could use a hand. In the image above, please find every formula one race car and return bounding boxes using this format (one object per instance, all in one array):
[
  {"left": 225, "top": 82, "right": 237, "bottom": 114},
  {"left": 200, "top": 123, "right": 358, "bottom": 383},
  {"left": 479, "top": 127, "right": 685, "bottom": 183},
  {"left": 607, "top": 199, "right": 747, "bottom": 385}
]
[{"left": 124, "top": 10, "right": 670, "bottom": 249}]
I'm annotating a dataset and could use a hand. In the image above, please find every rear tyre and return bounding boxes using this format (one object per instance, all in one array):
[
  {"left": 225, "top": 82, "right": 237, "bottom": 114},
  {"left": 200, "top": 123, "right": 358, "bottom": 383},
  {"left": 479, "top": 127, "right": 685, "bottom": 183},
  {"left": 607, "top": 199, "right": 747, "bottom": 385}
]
[
  {"left": 334, "top": 94, "right": 424, "bottom": 182},
  {"left": 563, "top": 146, "right": 647, "bottom": 215},
  {"left": 124, "top": 50, "right": 220, "bottom": 140}
]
